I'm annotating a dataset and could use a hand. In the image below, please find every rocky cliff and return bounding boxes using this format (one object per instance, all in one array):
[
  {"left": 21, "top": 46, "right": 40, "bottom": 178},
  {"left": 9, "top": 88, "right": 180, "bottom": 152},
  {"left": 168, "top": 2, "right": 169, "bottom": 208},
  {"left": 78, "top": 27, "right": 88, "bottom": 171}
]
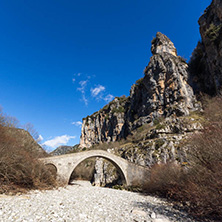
[
  {"left": 79, "top": 32, "right": 202, "bottom": 186},
  {"left": 80, "top": 32, "right": 199, "bottom": 148},
  {"left": 79, "top": 0, "right": 222, "bottom": 187},
  {"left": 189, "top": 0, "right": 222, "bottom": 95},
  {"left": 128, "top": 32, "right": 199, "bottom": 127},
  {"left": 80, "top": 96, "right": 128, "bottom": 148}
]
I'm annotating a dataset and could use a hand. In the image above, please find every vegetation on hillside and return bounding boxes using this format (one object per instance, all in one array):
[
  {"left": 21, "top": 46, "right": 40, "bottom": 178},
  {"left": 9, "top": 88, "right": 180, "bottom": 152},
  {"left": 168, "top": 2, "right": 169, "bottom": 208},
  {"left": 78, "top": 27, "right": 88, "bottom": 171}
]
[
  {"left": 143, "top": 96, "right": 222, "bottom": 221},
  {"left": 0, "top": 109, "right": 57, "bottom": 194},
  {"left": 206, "top": 23, "right": 222, "bottom": 43}
]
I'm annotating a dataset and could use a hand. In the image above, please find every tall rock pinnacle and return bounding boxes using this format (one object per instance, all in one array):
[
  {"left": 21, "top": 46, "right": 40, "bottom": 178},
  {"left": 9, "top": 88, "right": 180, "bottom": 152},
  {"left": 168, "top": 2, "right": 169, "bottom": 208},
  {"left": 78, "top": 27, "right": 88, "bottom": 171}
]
[
  {"left": 129, "top": 32, "right": 198, "bottom": 126},
  {"left": 80, "top": 32, "right": 199, "bottom": 148},
  {"left": 151, "top": 32, "right": 177, "bottom": 56}
]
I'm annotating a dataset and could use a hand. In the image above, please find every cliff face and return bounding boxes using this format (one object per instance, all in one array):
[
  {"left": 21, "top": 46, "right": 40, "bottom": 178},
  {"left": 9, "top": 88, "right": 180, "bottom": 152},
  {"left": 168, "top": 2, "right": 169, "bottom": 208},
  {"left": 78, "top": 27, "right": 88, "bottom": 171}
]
[
  {"left": 89, "top": 113, "right": 203, "bottom": 186},
  {"left": 128, "top": 33, "right": 198, "bottom": 129},
  {"left": 93, "top": 157, "right": 122, "bottom": 187},
  {"left": 80, "top": 96, "right": 129, "bottom": 148},
  {"left": 189, "top": 0, "right": 222, "bottom": 95},
  {"left": 78, "top": 0, "right": 222, "bottom": 187},
  {"left": 80, "top": 32, "right": 199, "bottom": 148}
]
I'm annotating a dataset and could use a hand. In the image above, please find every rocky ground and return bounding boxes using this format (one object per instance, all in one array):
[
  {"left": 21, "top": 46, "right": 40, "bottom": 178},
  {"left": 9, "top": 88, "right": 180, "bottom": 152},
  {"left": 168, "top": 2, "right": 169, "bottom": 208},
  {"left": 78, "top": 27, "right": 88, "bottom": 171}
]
[{"left": 0, "top": 181, "right": 196, "bottom": 222}]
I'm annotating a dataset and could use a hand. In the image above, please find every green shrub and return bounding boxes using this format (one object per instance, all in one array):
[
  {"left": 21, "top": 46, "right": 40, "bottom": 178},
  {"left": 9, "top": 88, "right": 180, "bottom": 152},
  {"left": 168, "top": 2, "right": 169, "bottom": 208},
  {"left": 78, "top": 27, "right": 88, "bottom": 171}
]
[
  {"left": 155, "top": 139, "right": 165, "bottom": 149},
  {"left": 206, "top": 23, "right": 222, "bottom": 42},
  {"left": 155, "top": 123, "right": 165, "bottom": 130},
  {"left": 111, "top": 106, "right": 125, "bottom": 114},
  {"left": 153, "top": 117, "right": 164, "bottom": 127}
]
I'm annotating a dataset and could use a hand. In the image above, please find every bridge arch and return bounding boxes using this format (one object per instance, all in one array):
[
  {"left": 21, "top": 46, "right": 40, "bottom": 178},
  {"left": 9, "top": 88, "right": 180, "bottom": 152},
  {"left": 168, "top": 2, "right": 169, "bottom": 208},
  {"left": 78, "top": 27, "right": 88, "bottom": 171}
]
[
  {"left": 45, "top": 163, "right": 58, "bottom": 179},
  {"left": 68, "top": 154, "right": 127, "bottom": 185},
  {"left": 45, "top": 163, "right": 57, "bottom": 172},
  {"left": 39, "top": 150, "right": 150, "bottom": 187}
]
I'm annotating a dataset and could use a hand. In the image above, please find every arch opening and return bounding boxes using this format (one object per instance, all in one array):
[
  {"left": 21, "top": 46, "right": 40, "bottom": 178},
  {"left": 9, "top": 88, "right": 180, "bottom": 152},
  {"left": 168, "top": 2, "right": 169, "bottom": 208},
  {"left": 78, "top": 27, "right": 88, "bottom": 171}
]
[
  {"left": 68, "top": 156, "right": 127, "bottom": 187},
  {"left": 45, "top": 163, "right": 57, "bottom": 179}
]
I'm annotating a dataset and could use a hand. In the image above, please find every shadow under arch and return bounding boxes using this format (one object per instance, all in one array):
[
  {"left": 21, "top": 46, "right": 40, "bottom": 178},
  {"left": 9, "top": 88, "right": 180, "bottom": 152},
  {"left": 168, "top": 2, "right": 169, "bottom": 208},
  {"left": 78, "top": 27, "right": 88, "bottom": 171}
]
[
  {"left": 68, "top": 155, "right": 127, "bottom": 185},
  {"left": 45, "top": 163, "right": 57, "bottom": 178}
]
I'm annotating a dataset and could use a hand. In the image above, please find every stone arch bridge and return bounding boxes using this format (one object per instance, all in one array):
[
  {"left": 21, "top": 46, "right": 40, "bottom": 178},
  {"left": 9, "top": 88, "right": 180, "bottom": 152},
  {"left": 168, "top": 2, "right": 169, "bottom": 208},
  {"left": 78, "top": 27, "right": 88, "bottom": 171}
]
[{"left": 40, "top": 150, "right": 150, "bottom": 187}]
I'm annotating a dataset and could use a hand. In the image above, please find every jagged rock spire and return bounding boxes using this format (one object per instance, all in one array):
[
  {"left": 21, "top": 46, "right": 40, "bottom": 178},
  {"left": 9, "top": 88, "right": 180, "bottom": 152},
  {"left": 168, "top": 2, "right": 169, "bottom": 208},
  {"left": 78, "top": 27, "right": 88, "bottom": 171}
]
[
  {"left": 80, "top": 32, "right": 200, "bottom": 148},
  {"left": 151, "top": 32, "right": 177, "bottom": 56},
  {"left": 131, "top": 32, "right": 199, "bottom": 121}
]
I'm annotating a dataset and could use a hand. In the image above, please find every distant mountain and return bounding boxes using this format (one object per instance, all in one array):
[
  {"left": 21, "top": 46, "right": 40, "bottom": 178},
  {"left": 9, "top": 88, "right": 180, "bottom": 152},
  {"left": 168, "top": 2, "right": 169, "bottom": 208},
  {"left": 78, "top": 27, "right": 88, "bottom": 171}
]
[{"left": 51, "top": 144, "right": 79, "bottom": 156}]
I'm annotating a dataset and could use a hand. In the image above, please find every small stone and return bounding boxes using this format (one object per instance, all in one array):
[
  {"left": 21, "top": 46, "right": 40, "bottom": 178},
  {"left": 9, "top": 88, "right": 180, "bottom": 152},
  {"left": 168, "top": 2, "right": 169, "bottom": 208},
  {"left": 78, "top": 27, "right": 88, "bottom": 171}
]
[
  {"left": 131, "top": 208, "right": 147, "bottom": 217},
  {"left": 79, "top": 213, "right": 87, "bottom": 218},
  {"left": 0, "top": 184, "right": 195, "bottom": 221},
  {"left": 151, "top": 212, "right": 156, "bottom": 219},
  {"left": 153, "top": 219, "right": 171, "bottom": 222}
]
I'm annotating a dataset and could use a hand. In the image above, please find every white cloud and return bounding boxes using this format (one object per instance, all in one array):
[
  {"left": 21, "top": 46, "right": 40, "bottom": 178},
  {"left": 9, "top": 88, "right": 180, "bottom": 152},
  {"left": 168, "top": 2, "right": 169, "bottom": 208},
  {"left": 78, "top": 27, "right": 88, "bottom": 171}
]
[
  {"left": 82, "top": 94, "right": 88, "bottom": 105},
  {"left": 91, "top": 85, "right": 114, "bottom": 103},
  {"left": 104, "top": 94, "right": 114, "bottom": 102},
  {"left": 77, "top": 80, "right": 88, "bottom": 93},
  {"left": 74, "top": 74, "right": 113, "bottom": 106},
  {"left": 91, "top": 85, "right": 105, "bottom": 97},
  {"left": 42, "top": 135, "right": 76, "bottom": 148},
  {"left": 77, "top": 80, "right": 88, "bottom": 105},
  {"left": 36, "top": 134, "right": 43, "bottom": 143},
  {"left": 72, "top": 121, "right": 82, "bottom": 127}
]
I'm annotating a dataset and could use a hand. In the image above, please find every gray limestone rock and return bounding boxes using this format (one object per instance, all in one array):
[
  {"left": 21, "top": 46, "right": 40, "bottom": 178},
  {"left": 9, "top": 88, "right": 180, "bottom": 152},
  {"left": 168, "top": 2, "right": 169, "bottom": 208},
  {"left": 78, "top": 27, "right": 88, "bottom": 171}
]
[
  {"left": 93, "top": 157, "right": 122, "bottom": 187},
  {"left": 80, "top": 32, "right": 199, "bottom": 149},
  {"left": 189, "top": 0, "right": 222, "bottom": 95},
  {"left": 80, "top": 96, "right": 129, "bottom": 148}
]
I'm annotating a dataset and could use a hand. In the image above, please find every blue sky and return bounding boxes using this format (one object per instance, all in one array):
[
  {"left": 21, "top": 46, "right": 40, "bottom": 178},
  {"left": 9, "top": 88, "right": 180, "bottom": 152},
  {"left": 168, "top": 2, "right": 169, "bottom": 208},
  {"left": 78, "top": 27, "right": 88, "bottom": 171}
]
[{"left": 0, "top": 0, "right": 211, "bottom": 151}]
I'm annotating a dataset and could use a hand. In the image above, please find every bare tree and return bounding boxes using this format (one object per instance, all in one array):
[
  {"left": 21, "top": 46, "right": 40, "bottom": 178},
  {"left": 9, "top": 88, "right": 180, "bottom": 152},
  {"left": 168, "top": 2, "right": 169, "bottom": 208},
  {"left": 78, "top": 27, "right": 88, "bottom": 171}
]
[{"left": 22, "top": 122, "right": 39, "bottom": 141}]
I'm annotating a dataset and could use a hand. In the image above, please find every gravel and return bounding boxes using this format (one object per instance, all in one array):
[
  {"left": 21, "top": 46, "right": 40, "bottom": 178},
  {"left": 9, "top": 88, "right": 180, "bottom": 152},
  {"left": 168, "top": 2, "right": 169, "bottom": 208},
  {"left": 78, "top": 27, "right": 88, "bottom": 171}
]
[{"left": 0, "top": 181, "right": 195, "bottom": 222}]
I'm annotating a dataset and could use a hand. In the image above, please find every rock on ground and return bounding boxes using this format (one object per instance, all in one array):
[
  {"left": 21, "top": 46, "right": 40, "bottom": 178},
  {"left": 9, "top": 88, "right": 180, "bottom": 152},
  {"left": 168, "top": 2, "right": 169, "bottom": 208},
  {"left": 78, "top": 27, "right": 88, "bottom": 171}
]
[{"left": 0, "top": 181, "right": 195, "bottom": 222}]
